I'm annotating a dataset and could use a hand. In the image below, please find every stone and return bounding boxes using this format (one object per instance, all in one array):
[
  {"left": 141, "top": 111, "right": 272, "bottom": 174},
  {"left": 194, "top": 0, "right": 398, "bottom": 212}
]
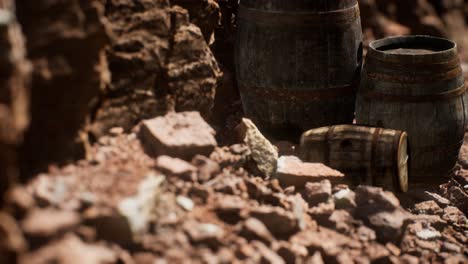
[
  {"left": 326, "top": 210, "right": 355, "bottom": 234},
  {"left": 118, "top": 173, "right": 165, "bottom": 234},
  {"left": 172, "top": 0, "right": 221, "bottom": 43},
  {"left": 239, "top": 218, "right": 274, "bottom": 244},
  {"left": 32, "top": 176, "right": 68, "bottom": 207},
  {"left": 236, "top": 118, "right": 278, "bottom": 178},
  {"left": 18, "top": 234, "right": 117, "bottom": 264},
  {"left": 355, "top": 225, "right": 377, "bottom": 242},
  {"left": 210, "top": 145, "right": 250, "bottom": 169},
  {"left": 138, "top": 112, "right": 217, "bottom": 160},
  {"left": 155, "top": 155, "right": 197, "bottom": 181},
  {"left": 191, "top": 155, "right": 220, "bottom": 182},
  {"left": 443, "top": 185, "right": 468, "bottom": 213},
  {"left": 176, "top": 196, "right": 194, "bottom": 211},
  {"left": 333, "top": 188, "right": 357, "bottom": 209},
  {"left": 442, "top": 206, "right": 468, "bottom": 228},
  {"left": 407, "top": 190, "right": 451, "bottom": 208},
  {"left": 385, "top": 243, "right": 401, "bottom": 256},
  {"left": 308, "top": 200, "right": 336, "bottom": 224},
  {"left": 303, "top": 180, "right": 332, "bottom": 207},
  {"left": 307, "top": 252, "right": 325, "bottom": 264},
  {"left": 251, "top": 241, "right": 285, "bottom": 264},
  {"left": 291, "top": 194, "right": 310, "bottom": 231},
  {"left": 275, "top": 156, "right": 344, "bottom": 188},
  {"left": 400, "top": 254, "right": 419, "bottom": 264},
  {"left": 83, "top": 206, "right": 133, "bottom": 245},
  {"left": 5, "top": 185, "right": 35, "bottom": 217},
  {"left": 109, "top": 127, "right": 124, "bottom": 136},
  {"left": 21, "top": 209, "right": 80, "bottom": 238},
  {"left": 184, "top": 221, "right": 224, "bottom": 248},
  {"left": 250, "top": 206, "right": 299, "bottom": 238},
  {"left": 276, "top": 242, "right": 308, "bottom": 264},
  {"left": 0, "top": 212, "right": 27, "bottom": 258},
  {"left": 364, "top": 243, "right": 391, "bottom": 263},
  {"left": 416, "top": 229, "right": 441, "bottom": 240},
  {"left": 355, "top": 186, "right": 400, "bottom": 211},
  {"left": 413, "top": 200, "right": 443, "bottom": 215},
  {"left": 291, "top": 228, "right": 362, "bottom": 261},
  {"left": 400, "top": 221, "right": 442, "bottom": 254},
  {"left": 365, "top": 209, "right": 409, "bottom": 243},
  {"left": 442, "top": 242, "right": 462, "bottom": 253}
]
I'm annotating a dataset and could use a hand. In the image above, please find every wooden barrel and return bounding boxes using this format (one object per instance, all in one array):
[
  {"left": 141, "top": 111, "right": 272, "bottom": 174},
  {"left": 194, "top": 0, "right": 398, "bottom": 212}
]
[
  {"left": 355, "top": 36, "right": 466, "bottom": 186},
  {"left": 299, "top": 125, "right": 408, "bottom": 192},
  {"left": 235, "top": 0, "right": 363, "bottom": 139}
]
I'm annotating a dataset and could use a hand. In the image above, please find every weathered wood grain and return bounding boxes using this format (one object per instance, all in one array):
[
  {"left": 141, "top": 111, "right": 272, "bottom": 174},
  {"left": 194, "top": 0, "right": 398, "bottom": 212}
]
[
  {"left": 300, "top": 125, "right": 408, "bottom": 192},
  {"left": 235, "top": 0, "right": 363, "bottom": 139},
  {"left": 356, "top": 36, "right": 466, "bottom": 186}
]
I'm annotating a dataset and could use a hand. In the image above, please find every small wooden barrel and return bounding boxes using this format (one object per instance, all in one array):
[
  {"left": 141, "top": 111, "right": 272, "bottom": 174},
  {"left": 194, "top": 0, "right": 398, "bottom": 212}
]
[
  {"left": 300, "top": 125, "right": 408, "bottom": 192},
  {"left": 235, "top": 0, "right": 363, "bottom": 139},
  {"left": 355, "top": 36, "right": 466, "bottom": 185}
]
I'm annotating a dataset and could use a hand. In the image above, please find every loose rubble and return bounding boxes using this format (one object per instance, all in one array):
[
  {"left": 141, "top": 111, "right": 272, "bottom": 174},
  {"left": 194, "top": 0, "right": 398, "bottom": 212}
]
[{"left": 0, "top": 111, "right": 466, "bottom": 263}]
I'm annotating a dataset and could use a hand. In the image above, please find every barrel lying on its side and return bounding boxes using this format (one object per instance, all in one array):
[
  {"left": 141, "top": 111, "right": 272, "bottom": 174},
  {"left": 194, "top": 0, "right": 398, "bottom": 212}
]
[
  {"left": 355, "top": 36, "right": 466, "bottom": 185},
  {"left": 300, "top": 125, "right": 408, "bottom": 192},
  {"left": 235, "top": 0, "right": 363, "bottom": 139}
]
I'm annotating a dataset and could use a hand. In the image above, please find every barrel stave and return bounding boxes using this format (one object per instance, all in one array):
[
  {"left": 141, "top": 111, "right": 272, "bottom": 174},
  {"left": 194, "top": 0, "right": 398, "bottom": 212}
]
[
  {"left": 356, "top": 36, "right": 466, "bottom": 184},
  {"left": 236, "top": 0, "right": 362, "bottom": 136},
  {"left": 300, "top": 125, "right": 407, "bottom": 191},
  {"left": 240, "top": 0, "right": 358, "bottom": 12}
]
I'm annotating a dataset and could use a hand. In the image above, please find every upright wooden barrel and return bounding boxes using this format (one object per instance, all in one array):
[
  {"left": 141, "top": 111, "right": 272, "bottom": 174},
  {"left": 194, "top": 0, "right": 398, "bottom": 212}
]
[
  {"left": 235, "top": 0, "right": 363, "bottom": 139},
  {"left": 300, "top": 125, "right": 408, "bottom": 192},
  {"left": 355, "top": 36, "right": 466, "bottom": 185}
]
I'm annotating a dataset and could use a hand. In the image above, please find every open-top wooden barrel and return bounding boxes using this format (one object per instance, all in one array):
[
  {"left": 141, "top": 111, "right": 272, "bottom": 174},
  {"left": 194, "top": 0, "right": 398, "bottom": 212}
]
[
  {"left": 235, "top": 0, "right": 363, "bottom": 139},
  {"left": 356, "top": 36, "right": 466, "bottom": 186},
  {"left": 300, "top": 125, "right": 408, "bottom": 192}
]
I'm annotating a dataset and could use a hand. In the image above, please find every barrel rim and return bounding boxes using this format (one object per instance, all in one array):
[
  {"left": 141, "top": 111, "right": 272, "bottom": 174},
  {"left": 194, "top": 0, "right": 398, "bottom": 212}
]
[{"left": 368, "top": 35, "right": 458, "bottom": 62}]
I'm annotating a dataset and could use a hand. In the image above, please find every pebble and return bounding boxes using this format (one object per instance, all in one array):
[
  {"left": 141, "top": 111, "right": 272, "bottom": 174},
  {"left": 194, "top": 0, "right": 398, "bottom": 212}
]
[
  {"left": 177, "top": 196, "right": 195, "bottom": 211},
  {"left": 416, "top": 229, "right": 442, "bottom": 240}
]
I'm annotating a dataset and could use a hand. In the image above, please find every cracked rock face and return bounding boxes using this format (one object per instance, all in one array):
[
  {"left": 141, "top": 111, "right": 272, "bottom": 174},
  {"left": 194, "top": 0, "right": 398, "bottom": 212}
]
[
  {"left": 15, "top": 0, "right": 110, "bottom": 176},
  {"left": 91, "top": 0, "right": 222, "bottom": 139},
  {"left": 0, "top": 0, "right": 30, "bottom": 203}
]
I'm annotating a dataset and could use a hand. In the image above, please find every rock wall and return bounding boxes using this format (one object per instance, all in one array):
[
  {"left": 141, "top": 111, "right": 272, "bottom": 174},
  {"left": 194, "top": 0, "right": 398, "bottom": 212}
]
[
  {"left": 15, "top": 0, "right": 110, "bottom": 176},
  {"left": 0, "top": 0, "right": 30, "bottom": 203},
  {"left": 90, "top": 0, "right": 222, "bottom": 139}
]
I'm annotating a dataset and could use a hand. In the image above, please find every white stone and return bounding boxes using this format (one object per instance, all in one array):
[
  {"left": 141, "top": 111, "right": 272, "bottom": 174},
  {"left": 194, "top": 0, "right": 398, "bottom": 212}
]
[
  {"left": 416, "top": 229, "right": 441, "bottom": 240},
  {"left": 118, "top": 173, "right": 165, "bottom": 234},
  {"left": 177, "top": 196, "right": 194, "bottom": 211}
]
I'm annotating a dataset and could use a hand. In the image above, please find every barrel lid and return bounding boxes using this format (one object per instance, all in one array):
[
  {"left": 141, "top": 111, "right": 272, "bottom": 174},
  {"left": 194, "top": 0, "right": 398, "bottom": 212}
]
[
  {"left": 239, "top": 0, "right": 358, "bottom": 12},
  {"left": 367, "top": 36, "right": 458, "bottom": 64}
]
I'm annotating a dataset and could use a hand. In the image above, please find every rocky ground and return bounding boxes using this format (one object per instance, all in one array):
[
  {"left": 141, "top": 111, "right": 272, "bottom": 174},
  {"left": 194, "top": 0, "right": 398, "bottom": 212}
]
[
  {"left": 0, "top": 112, "right": 467, "bottom": 263},
  {"left": 0, "top": 0, "right": 467, "bottom": 263}
]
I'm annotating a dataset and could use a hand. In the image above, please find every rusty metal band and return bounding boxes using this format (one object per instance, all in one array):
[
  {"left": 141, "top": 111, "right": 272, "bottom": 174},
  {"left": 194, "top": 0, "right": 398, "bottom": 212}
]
[
  {"left": 366, "top": 57, "right": 460, "bottom": 71},
  {"left": 366, "top": 67, "right": 462, "bottom": 83},
  {"left": 362, "top": 82, "right": 466, "bottom": 103},
  {"left": 239, "top": 83, "right": 358, "bottom": 102},
  {"left": 370, "top": 127, "right": 382, "bottom": 186},
  {"left": 238, "top": 4, "right": 360, "bottom": 25},
  {"left": 324, "top": 126, "right": 336, "bottom": 166}
]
